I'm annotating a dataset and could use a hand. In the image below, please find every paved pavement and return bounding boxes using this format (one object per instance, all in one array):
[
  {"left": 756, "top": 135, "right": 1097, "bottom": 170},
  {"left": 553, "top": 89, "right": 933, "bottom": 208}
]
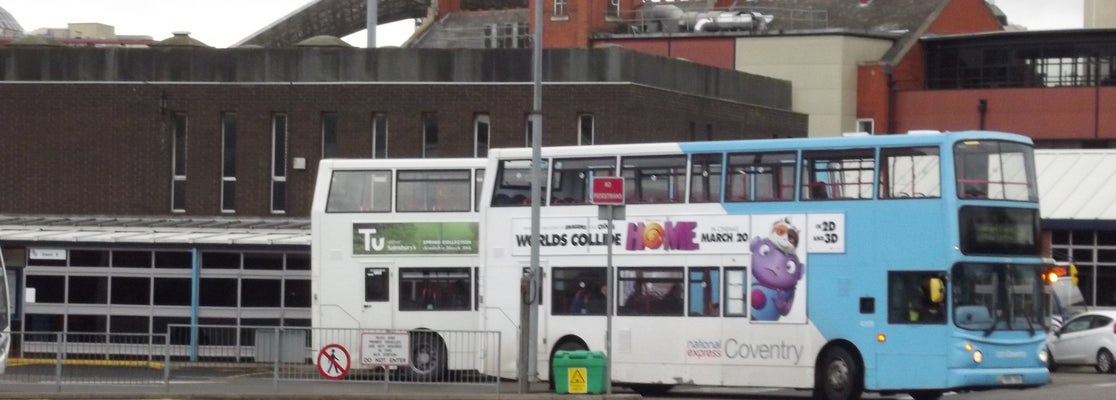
[
  {"left": 0, "top": 381, "right": 641, "bottom": 400},
  {"left": 0, "top": 362, "right": 641, "bottom": 400}
]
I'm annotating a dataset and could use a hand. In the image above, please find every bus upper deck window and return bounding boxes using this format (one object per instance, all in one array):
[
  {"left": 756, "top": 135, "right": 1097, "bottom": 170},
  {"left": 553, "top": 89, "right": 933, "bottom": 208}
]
[{"left": 326, "top": 170, "right": 392, "bottom": 212}]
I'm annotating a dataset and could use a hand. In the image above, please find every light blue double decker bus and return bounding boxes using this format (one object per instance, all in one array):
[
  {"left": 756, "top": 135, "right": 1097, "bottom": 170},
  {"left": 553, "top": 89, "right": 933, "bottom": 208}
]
[{"left": 478, "top": 130, "right": 1049, "bottom": 400}]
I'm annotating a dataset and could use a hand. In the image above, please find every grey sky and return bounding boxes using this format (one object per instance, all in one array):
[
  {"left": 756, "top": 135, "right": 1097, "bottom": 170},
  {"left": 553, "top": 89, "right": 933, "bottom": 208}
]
[
  {"left": 2, "top": 0, "right": 413, "bottom": 47},
  {"left": 2, "top": 1, "right": 1091, "bottom": 48},
  {"left": 991, "top": 0, "right": 1085, "bottom": 30}
]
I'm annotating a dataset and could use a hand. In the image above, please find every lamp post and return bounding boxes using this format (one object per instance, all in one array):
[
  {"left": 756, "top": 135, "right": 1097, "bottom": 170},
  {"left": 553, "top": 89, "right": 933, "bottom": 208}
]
[{"left": 518, "top": 0, "right": 544, "bottom": 393}]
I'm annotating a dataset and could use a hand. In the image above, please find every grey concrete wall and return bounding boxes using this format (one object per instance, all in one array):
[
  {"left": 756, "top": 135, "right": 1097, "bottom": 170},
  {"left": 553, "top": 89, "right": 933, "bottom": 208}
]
[{"left": 0, "top": 46, "right": 792, "bottom": 110}]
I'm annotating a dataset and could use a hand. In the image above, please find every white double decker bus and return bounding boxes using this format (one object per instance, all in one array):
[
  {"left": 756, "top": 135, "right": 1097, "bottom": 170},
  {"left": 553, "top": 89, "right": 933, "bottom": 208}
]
[
  {"left": 477, "top": 132, "right": 1048, "bottom": 399},
  {"left": 311, "top": 158, "right": 485, "bottom": 380}
]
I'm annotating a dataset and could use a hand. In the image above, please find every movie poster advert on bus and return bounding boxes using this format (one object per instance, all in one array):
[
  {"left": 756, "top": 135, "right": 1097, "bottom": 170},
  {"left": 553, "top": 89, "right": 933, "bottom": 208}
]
[
  {"left": 510, "top": 215, "right": 754, "bottom": 256},
  {"left": 509, "top": 214, "right": 836, "bottom": 324},
  {"left": 352, "top": 222, "right": 478, "bottom": 255},
  {"left": 749, "top": 214, "right": 807, "bottom": 324}
]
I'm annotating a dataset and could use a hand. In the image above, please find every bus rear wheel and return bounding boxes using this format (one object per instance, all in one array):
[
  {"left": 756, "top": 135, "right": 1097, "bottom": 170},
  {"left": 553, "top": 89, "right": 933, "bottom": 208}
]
[
  {"left": 629, "top": 383, "right": 673, "bottom": 396},
  {"left": 814, "top": 346, "right": 862, "bottom": 400},
  {"left": 401, "top": 331, "right": 447, "bottom": 382}
]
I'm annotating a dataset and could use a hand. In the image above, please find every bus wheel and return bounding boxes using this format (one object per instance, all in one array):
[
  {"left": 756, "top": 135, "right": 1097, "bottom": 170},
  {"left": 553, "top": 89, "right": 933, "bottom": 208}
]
[
  {"left": 1096, "top": 349, "right": 1115, "bottom": 373},
  {"left": 814, "top": 346, "right": 862, "bottom": 400},
  {"left": 909, "top": 390, "right": 943, "bottom": 400},
  {"left": 549, "top": 340, "right": 588, "bottom": 390},
  {"left": 1047, "top": 348, "right": 1058, "bottom": 372},
  {"left": 403, "top": 331, "right": 447, "bottom": 381}
]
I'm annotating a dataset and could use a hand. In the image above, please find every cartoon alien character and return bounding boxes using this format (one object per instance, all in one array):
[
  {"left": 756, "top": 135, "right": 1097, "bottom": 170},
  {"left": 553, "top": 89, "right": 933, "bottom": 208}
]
[{"left": 750, "top": 218, "right": 805, "bottom": 321}]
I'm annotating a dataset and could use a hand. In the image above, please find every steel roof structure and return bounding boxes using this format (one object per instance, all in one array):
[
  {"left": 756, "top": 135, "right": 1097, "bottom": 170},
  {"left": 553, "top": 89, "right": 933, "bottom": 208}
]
[
  {"left": 0, "top": 215, "right": 310, "bottom": 247},
  {"left": 235, "top": 0, "right": 430, "bottom": 47}
]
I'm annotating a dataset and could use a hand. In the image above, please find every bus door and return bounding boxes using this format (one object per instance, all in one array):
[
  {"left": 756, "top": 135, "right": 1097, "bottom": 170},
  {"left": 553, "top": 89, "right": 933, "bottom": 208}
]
[{"left": 360, "top": 264, "right": 394, "bottom": 329}]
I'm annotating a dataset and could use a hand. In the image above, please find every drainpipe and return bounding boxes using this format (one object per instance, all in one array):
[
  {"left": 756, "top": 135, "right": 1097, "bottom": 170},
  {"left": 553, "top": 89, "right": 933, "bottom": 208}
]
[
  {"left": 978, "top": 99, "right": 988, "bottom": 130},
  {"left": 190, "top": 247, "right": 199, "bottom": 362},
  {"left": 885, "top": 64, "right": 896, "bottom": 133}
]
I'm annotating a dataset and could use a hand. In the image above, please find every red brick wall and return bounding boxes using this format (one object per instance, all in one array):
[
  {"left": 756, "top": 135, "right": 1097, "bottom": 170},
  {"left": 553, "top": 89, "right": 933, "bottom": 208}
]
[
  {"left": 893, "top": 87, "right": 1116, "bottom": 140},
  {"left": 535, "top": 0, "right": 642, "bottom": 48},
  {"left": 0, "top": 82, "right": 804, "bottom": 218},
  {"left": 856, "top": 64, "right": 890, "bottom": 133}
]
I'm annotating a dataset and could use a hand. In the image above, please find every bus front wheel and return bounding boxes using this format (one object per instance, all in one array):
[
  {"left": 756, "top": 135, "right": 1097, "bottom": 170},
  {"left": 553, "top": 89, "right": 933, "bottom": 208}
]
[
  {"left": 549, "top": 340, "right": 588, "bottom": 390},
  {"left": 909, "top": 390, "right": 943, "bottom": 400},
  {"left": 814, "top": 346, "right": 863, "bottom": 400}
]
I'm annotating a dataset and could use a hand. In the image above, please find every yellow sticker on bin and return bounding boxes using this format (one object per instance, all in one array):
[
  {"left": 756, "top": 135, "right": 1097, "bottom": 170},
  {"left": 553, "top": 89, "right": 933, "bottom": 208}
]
[{"left": 568, "top": 367, "right": 587, "bottom": 394}]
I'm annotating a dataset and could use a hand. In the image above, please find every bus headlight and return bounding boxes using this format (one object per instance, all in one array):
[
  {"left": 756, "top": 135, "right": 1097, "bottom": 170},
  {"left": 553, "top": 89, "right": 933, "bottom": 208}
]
[
  {"left": 973, "top": 350, "right": 983, "bottom": 364},
  {"left": 1039, "top": 348, "right": 1048, "bottom": 363}
]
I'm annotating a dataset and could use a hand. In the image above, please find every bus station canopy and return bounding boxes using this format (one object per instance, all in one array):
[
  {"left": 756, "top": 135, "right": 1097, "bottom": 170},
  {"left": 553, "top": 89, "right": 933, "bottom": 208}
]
[{"left": 1035, "top": 149, "right": 1116, "bottom": 229}]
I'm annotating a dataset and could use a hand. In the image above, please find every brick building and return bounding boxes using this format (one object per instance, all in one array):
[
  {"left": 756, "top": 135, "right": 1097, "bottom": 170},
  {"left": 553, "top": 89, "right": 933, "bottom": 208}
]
[{"left": 0, "top": 45, "right": 803, "bottom": 335}]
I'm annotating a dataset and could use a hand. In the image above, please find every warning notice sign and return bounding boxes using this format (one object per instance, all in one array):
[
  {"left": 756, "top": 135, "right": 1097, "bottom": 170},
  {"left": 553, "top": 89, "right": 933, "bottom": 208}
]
[
  {"left": 361, "top": 330, "right": 409, "bottom": 366},
  {"left": 567, "top": 367, "right": 587, "bottom": 394}
]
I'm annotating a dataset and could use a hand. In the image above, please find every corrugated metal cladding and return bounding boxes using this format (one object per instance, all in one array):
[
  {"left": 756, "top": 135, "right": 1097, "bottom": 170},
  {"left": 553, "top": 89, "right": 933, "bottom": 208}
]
[
  {"left": 0, "top": 216, "right": 310, "bottom": 246},
  {"left": 1036, "top": 149, "right": 1116, "bottom": 222}
]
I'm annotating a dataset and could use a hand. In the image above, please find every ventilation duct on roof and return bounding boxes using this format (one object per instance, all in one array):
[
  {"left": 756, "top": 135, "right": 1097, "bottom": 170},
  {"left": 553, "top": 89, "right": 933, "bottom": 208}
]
[{"left": 683, "top": 11, "right": 774, "bottom": 32}]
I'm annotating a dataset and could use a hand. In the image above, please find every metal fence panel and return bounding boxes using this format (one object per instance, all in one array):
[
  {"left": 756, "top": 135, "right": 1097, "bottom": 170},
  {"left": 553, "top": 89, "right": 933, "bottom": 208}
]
[{"left": 0, "top": 326, "right": 502, "bottom": 394}]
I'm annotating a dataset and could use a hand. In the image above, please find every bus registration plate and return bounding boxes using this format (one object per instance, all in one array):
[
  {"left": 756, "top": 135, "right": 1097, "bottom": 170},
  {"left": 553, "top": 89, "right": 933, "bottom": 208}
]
[{"left": 998, "top": 374, "right": 1023, "bottom": 384}]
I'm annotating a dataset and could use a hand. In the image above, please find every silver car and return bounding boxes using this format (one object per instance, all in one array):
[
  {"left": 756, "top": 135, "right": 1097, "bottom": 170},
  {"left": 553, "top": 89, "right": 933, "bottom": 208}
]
[{"left": 1047, "top": 310, "right": 1116, "bottom": 373}]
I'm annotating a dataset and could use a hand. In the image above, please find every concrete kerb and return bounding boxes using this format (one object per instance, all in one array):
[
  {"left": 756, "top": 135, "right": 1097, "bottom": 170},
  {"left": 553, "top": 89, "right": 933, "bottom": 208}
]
[{"left": 0, "top": 394, "right": 643, "bottom": 400}]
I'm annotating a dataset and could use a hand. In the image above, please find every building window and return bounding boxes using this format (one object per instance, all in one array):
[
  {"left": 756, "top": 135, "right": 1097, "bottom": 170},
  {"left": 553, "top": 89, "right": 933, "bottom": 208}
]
[
  {"left": 111, "top": 277, "right": 150, "bottom": 305},
  {"left": 200, "top": 278, "right": 238, "bottom": 307},
  {"left": 373, "top": 113, "right": 388, "bottom": 158},
  {"left": 608, "top": 0, "right": 621, "bottom": 18},
  {"left": 172, "top": 113, "right": 187, "bottom": 212},
  {"left": 856, "top": 118, "right": 875, "bottom": 134},
  {"left": 221, "top": 112, "right": 237, "bottom": 213},
  {"left": 422, "top": 112, "right": 439, "bottom": 158},
  {"left": 485, "top": 23, "right": 529, "bottom": 48},
  {"left": 475, "top": 114, "right": 490, "bottom": 158},
  {"left": 578, "top": 114, "right": 594, "bottom": 145},
  {"left": 153, "top": 278, "right": 192, "bottom": 306},
  {"left": 322, "top": 112, "right": 338, "bottom": 158},
  {"left": 1050, "top": 230, "right": 1116, "bottom": 308},
  {"left": 242, "top": 279, "right": 282, "bottom": 308},
  {"left": 285, "top": 279, "right": 310, "bottom": 308},
  {"left": 26, "top": 275, "right": 65, "bottom": 303},
  {"left": 271, "top": 113, "right": 288, "bottom": 213},
  {"left": 554, "top": 0, "right": 567, "bottom": 18}
]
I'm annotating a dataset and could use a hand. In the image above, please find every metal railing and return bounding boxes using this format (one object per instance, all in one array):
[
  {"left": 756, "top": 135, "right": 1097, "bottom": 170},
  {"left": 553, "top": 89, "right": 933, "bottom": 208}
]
[{"left": 1, "top": 327, "right": 502, "bottom": 394}]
